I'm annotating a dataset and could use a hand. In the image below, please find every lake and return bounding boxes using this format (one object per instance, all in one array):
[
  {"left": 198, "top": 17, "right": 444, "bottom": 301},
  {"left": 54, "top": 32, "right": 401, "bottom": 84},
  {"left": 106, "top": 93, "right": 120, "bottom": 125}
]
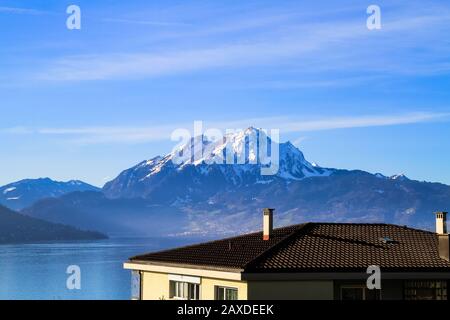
[{"left": 0, "top": 237, "right": 207, "bottom": 300}]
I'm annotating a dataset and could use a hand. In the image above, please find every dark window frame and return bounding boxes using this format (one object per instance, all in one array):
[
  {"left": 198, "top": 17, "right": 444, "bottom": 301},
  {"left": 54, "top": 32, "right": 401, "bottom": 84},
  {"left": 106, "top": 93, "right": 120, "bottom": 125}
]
[
  {"left": 336, "top": 281, "right": 381, "bottom": 300},
  {"left": 404, "top": 280, "right": 447, "bottom": 300},
  {"left": 215, "top": 286, "right": 238, "bottom": 300}
]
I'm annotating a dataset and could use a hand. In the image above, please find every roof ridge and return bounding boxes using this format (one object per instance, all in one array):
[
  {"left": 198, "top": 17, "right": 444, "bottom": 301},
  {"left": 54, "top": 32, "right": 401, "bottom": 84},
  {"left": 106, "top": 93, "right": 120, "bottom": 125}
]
[
  {"left": 242, "top": 223, "right": 313, "bottom": 271},
  {"left": 308, "top": 222, "right": 437, "bottom": 233},
  {"left": 308, "top": 222, "right": 397, "bottom": 226}
]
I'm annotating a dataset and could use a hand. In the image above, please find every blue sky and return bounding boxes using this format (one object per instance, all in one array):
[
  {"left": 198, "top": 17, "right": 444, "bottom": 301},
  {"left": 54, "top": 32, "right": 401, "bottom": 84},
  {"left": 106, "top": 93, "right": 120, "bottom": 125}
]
[{"left": 1, "top": 0, "right": 450, "bottom": 187}]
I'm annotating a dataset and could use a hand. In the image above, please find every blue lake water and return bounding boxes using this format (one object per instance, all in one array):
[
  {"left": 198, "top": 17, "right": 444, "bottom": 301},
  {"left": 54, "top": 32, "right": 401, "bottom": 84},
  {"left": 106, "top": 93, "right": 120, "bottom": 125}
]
[{"left": 0, "top": 237, "right": 207, "bottom": 300}]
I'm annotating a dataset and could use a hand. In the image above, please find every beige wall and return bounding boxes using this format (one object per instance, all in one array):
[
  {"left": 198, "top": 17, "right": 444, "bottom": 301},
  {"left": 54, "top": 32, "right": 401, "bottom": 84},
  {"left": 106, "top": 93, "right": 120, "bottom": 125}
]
[
  {"left": 142, "top": 271, "right": 170, "bottom": 300},
  {"left": 140, "top": 271, "right": 248, "bottom": 300},
  {"left": 139, "top": 270, "right": 334, "bottom": 300},
  {"left": 247, "top": 280, "right": 334, "bottom": 300}
]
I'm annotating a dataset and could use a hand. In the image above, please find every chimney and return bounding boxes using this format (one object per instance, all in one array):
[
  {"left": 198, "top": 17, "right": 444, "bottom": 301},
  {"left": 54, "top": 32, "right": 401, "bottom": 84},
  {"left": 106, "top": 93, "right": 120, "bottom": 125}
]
[
  {"left": 436, "top": 212, "right": 447, "bottom": 234},
  {"left": 263, "top": 208, "right": 274, "bottom": 241},
  {"left": 435, "top": 212, "right": 449, "bottom": 261}
]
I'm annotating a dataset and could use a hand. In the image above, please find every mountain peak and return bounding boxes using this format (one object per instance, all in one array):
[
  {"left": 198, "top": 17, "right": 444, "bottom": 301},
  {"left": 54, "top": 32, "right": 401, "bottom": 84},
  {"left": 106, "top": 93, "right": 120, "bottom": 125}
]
[
  {"left": 168, "top": 127, "right": 312, "bottom": 171},
  {"left": 280, "top": 140, "right": 302, "bottom": 153},
  {"left": 390, "top": 174, "right": 409, "bottom": 181},
  {"left": 244, "top": 126, "right": 258, "bottom": 133},
  {"left": 103, "top": 128, "right": 336, "bottom": 199}
]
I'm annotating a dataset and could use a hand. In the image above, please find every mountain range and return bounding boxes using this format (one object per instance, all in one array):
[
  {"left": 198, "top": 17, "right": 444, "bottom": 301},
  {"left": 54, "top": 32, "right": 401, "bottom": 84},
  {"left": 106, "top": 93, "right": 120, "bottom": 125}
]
[
  {"left": 17, "top": 127, "right": 450, "bottom": 237},
  {"left": 0, "top": 178, "right": 100, "bottom": 210}
]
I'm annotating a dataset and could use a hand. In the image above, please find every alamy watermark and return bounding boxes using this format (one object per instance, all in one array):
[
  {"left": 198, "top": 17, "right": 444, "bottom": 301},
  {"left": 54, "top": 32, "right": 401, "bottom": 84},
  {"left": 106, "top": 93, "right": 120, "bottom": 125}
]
[
  {"left": 66, "top": 5, "right": 81, "bottom": 30},
  {"left": 64, "top": 5, "right": 380, "bottom": 31},
  {"left": 66, "top": 265, "right": 81, "bottom": 290},
  {"left": 367, "top": 265, "right": 382, "bottom": 290},
  {"left": 367, "top": 5, "right": 382, "bottom": 30},
  {"left": 170, "top": 121, "right": 280, "bottom": 176}
]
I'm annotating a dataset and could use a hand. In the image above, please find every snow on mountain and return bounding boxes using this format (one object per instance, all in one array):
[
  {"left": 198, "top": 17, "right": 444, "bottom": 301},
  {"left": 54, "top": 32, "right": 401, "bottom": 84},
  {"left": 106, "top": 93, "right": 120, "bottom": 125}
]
[
  {"left": 164, "top": 127, "right": 330, "bottom": 179},
  {"left": 169, "top": 128, "right": 324, "bottom": 178},
  {"left": 390, "top": 174, "right": 409, "bottom": 181},
  {"left": 103, "top": 127, "right": 334, "bottom": 199},
  {"left": 3, "top": 187, "right": 16, "bottom": 194}
]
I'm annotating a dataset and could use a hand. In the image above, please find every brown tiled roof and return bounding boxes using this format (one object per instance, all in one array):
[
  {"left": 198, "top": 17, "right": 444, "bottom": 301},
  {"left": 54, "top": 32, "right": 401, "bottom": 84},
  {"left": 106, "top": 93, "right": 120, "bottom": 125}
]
[
  {"left": 130, "top": 223, "right": 450, "bottom": 272},
  {"left": 131, "top": 224, "right": 306, "bottom": 270}
]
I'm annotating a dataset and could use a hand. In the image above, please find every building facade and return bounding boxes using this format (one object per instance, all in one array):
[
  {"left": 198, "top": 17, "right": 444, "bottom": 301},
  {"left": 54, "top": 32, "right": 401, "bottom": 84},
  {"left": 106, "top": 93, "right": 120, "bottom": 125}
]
[{"left": 124, "top": 210, "right": 450, "bottom": 300}]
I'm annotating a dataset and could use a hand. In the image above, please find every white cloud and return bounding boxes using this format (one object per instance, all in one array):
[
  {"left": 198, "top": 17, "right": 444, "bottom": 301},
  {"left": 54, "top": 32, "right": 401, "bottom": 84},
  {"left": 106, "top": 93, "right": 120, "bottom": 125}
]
[
  {"left": 1, "top": 126, "right": 35, "bottom": 134},
  {"left": 278, "top": 112, "right": 450, "bottom": 132},
  {"left": 101, "top": 18, "right": 191, "bottom": 27},
  {"left": 3, "top": 112, "right": 449, "bottom": 145},
  {"left": 36, "top": 126, "right": 176, "bottom": 144},
  {"left": 0, "top": 6, "right": 45, "bottom": 15}
]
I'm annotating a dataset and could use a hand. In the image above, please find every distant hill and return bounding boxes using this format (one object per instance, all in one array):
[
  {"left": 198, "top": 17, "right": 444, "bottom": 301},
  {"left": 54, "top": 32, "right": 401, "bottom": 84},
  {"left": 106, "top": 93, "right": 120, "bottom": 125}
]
[
  {"left": 0, "top": 205, "right": 107, "bottom": 244},
  {"left": 21, "top": 191, "right": 189, "bottom": 236},
  {"left": 22, "top": 128, "right": 450, "bottom": 236},
  {"left": 0, "top": 178, "right": 100, "bottom": 210}
]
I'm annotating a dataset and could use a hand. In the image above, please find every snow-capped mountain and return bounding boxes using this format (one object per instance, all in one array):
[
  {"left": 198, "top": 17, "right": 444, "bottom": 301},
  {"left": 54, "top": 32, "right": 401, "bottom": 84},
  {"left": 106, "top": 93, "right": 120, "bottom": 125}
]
[
  {"left": 0, "top": 178, "right": 100, "bottom": 210},
  {"left": 103, "top": 127, "right": 333, "bottom": 199},
  {"left": 23, "top": 127, "right": 450, "bottom": 237},
  {"left": 168, "top": 127, "right": 331, "bottom": 178}
]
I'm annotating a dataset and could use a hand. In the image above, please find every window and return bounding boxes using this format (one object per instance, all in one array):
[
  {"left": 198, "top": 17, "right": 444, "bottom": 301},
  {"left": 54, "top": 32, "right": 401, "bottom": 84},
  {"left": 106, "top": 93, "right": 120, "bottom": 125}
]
[
  {"left": 131, "top": 271, "right": 142, "bottom": 300},
  {"left": 169, "top": 281, "right": 199, "bottom": 300},
  {"left": 340, "top": 285, "right": 380, "bottom": 300},
  {"left": 404, "top": 280, "right": 447, "bottom": 300},
  {"left": 215, "top": 286, "right": 238, "bottom": 300}
]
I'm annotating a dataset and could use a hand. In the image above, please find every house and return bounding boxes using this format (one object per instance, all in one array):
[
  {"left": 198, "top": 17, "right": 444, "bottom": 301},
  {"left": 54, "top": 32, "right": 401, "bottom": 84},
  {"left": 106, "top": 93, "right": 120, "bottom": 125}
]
[{"left": 124, "top": 209, "right": 450, "bottom": 300}]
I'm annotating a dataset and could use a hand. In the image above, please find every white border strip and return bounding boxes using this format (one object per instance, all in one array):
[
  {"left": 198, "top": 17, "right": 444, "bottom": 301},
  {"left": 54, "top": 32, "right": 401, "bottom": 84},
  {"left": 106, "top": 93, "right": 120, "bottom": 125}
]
[{"left": 124, "top": 262, "right": 243, "bottom": 281}]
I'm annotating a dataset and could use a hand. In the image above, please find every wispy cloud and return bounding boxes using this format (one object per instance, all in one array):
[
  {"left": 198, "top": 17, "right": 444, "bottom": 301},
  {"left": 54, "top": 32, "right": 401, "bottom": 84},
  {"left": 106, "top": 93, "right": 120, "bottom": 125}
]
[
  {"left": 1, "top": 126, "right": 35, "bottom": 134},
  {"left": 101, "top": 18, "right": 191, "bottom": 27},
  {"left": 36, "top": 3, "right": 450, "bottom": 86},
  {"left": 278, "top": 112, "right": 450, "bottom": 132},
  {"left": 254, "top": 75, "right": 387, "bottom": 89},
  {"left": 36, "top": 126, "right": 175, "bottom": 144},
  {"left": 0, "top": 6, "right": 45, "bottom": 15},
  {"left": 3, "top": 112, "right": 449, "bottom": 145},
  {"left": 34, "top": 22, "right": 373, "bottom": 81}
]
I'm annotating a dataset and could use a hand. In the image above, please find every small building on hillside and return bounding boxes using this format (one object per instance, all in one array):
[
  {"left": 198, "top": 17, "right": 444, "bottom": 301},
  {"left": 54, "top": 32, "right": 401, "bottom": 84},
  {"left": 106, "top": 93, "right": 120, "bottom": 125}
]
[{"left": 124, "top": 209, "right": 450, "bottom": 300}]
